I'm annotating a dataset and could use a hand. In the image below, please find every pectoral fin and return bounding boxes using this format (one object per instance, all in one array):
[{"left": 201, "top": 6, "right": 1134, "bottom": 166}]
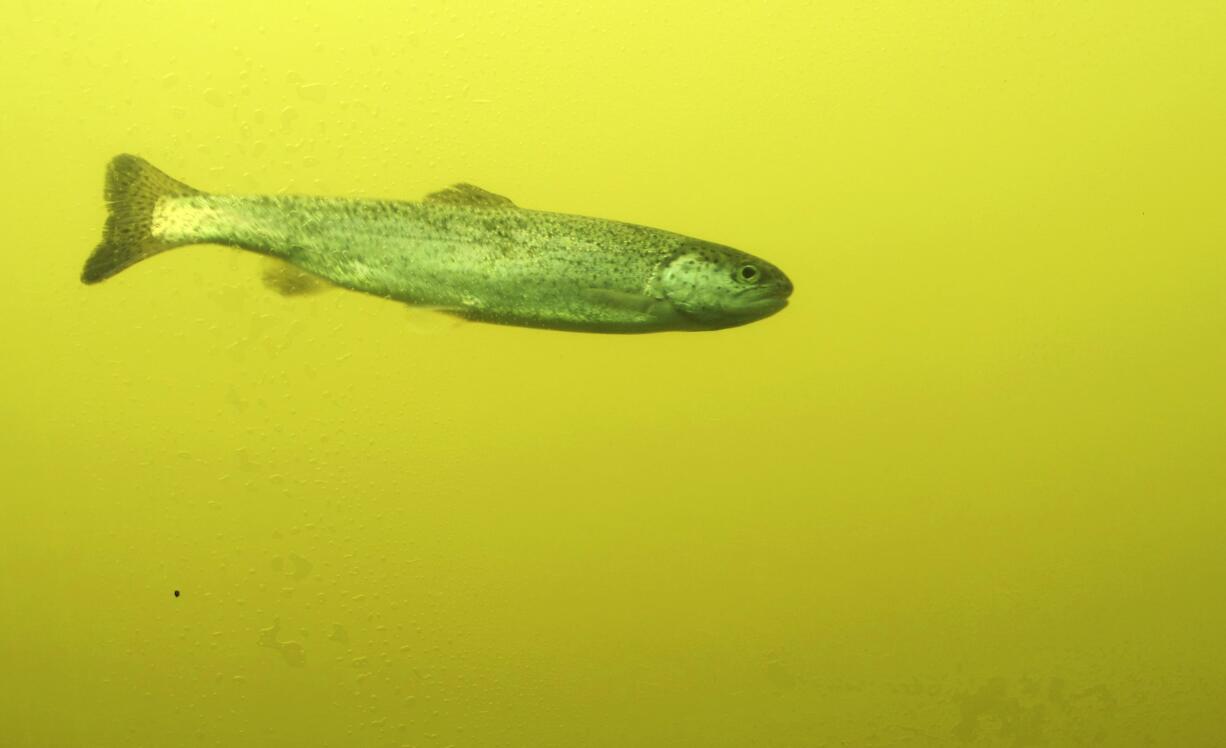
[
  {"left": 402, "top": 303, "right": 468, "bottom": 334},
  {"left": 583, "top": 288, "right": 678, "bottom": 320}
]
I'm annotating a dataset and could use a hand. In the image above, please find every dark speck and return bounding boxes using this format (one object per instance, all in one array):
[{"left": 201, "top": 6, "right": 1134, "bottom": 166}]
[{"left": 174, "top": 590, "right": 180, "bottom": 598}]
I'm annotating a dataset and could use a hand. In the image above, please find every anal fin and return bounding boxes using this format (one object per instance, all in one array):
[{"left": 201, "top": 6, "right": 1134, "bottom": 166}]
[{"left": 262, "top": 259, "right": 330, "bottom": 296}]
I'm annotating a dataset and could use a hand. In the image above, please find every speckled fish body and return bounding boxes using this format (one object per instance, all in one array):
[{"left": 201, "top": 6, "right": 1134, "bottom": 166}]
[
  {"left": 81, "top": 155, "right": 793, "bottom": 333},
  {"left": 156, "top": 193, "right": 702, "bottom": 332}
]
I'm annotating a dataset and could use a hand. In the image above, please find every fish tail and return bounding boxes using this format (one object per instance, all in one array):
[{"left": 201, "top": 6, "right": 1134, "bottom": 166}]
[{"left": 80, "top": 154, "right": 202, "bottom": 284}]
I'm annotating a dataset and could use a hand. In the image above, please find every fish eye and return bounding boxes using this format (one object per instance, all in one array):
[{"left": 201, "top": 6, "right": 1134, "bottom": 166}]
[{"left": 738, "top": 264, "right": 759, "bottom": 283}]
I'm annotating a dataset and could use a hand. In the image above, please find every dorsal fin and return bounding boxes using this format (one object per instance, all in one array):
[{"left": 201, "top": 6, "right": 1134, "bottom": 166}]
[{"left": 424, "top": 183, "right": 516, "bottom": 208}]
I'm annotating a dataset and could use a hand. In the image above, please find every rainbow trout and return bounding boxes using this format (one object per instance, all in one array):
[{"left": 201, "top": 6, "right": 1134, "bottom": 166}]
[{"left": 81, "top": 155, "right": 792, "bottom": 333}]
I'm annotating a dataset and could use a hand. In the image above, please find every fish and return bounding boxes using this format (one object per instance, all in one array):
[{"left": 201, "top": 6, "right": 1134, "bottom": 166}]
[{"left": 81, "top": 154, "right": 793, "bottom": 333}]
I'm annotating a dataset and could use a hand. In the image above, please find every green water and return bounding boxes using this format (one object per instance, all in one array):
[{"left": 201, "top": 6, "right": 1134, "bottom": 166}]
[{"left": 2, "top": 1, "right": 1224, "bottom": 745}]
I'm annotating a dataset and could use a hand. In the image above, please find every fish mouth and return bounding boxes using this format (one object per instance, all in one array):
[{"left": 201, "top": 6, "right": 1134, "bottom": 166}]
[
  {"left": 747, "top": 296, "right": 789, "bottom": 313},
  {"left": 740, "top": 285, "right": 791, "bottom": 314}
]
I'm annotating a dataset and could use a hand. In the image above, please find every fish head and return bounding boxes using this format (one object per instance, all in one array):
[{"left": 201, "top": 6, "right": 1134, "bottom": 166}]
[{"left": 660, "top": 241, "right": 793, "bottom": 328}]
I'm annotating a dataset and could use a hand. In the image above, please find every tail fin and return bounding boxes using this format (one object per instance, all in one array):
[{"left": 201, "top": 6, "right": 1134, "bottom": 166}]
[{"left": 81, "top": 154, "right": 202, "bottom": 284}]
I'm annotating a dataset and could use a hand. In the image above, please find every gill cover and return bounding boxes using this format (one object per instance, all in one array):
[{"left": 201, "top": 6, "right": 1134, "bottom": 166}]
[{"left": 659, "top": 241, "right": 791, "bottom": 327}]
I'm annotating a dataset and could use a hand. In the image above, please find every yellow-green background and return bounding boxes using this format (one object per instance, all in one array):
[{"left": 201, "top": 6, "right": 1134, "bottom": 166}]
[{"left": 2, "top": 1, "right": 1224, "bottom": 745}]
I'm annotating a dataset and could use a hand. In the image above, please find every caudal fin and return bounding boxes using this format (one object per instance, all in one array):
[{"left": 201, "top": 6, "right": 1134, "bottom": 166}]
[{"left": 80, "top": 154, "right": 202, "bottom": 284}]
